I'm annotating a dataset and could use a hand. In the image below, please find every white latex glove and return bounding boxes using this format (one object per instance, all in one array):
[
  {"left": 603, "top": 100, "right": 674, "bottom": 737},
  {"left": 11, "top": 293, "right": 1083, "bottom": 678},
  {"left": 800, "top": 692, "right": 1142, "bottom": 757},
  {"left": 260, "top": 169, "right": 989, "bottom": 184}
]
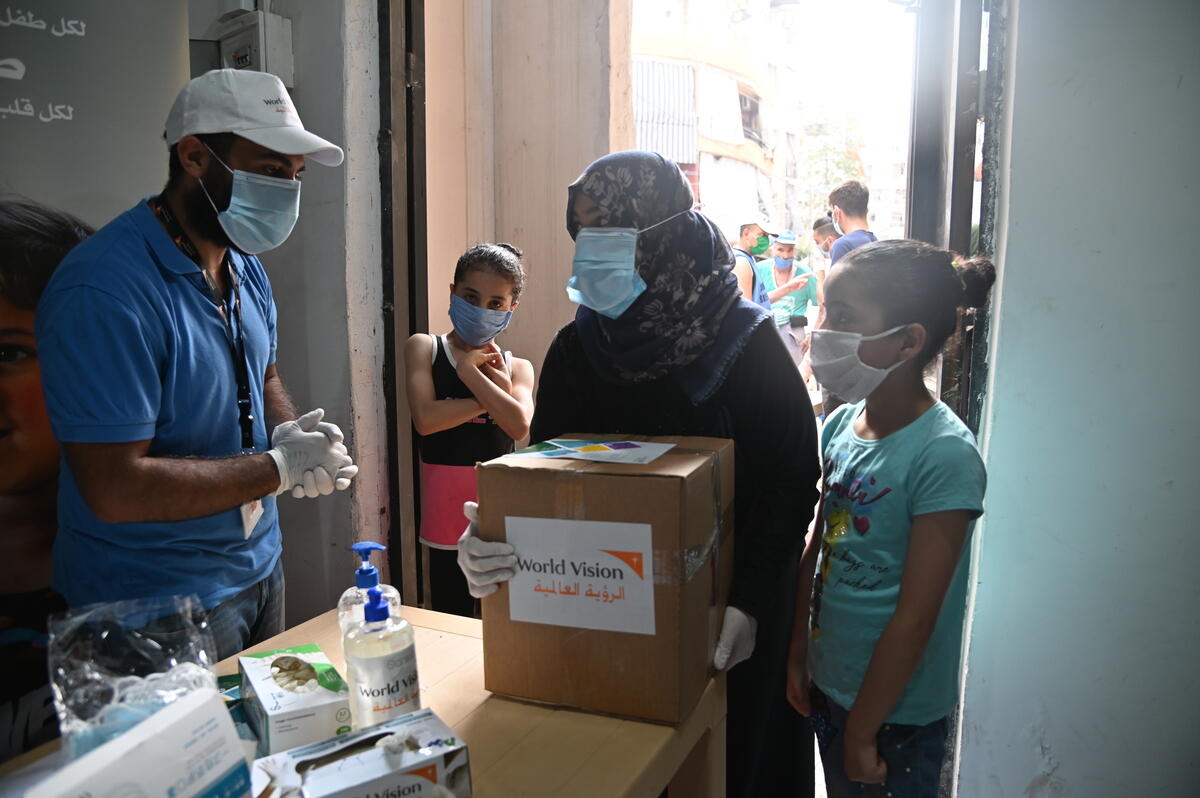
[
  {"left": 314, "top": 420, "right": 344, "bottom": 444},
  {"left": 713, "top": 606, "right": 757, "bottom": 671},
  {"left": 456, "top": 501, "right": 517, "bottom": 598},
  {"left": 292, "top": 465, "right": 334, "bottom": 499},
  {"left": 267, "top": 408, "right": 353, "bottom": 497},
  {"left": 290, "top": 441, "right": 359, "bottom": 498}
]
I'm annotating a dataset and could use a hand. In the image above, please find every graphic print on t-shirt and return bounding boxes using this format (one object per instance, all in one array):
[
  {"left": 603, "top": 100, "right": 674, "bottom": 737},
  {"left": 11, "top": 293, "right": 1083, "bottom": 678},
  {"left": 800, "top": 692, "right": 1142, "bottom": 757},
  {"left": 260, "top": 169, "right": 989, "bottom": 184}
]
[{"left": 810, "top": 454, "right": 894, "bottom": 641}]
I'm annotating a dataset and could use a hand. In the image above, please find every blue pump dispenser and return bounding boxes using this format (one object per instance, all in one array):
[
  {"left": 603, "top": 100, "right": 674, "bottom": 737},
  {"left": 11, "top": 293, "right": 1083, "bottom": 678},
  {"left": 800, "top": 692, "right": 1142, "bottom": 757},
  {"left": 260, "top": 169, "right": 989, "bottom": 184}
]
[
  {"left": 339, "top": 541, "right": 401, "bottom": 634},
  {"left": 351, "top": 541, "right": 386, "bottom": 589},
  {"left": 363, "top": 587, "right": 389, "bottom": 623}
]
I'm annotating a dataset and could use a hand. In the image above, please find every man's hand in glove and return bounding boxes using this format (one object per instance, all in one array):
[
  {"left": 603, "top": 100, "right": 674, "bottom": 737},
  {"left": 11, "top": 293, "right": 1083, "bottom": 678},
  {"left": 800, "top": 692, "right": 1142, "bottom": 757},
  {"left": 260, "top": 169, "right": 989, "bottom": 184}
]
[{"left": 266, "top": 408, "right": 353, "bottom": 498}]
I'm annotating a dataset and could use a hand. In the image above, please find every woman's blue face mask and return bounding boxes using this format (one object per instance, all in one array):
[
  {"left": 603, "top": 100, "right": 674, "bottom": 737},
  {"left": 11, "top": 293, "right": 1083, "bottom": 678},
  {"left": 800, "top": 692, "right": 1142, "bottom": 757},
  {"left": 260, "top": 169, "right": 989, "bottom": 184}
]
[
  {"left": 449, "top": 293, "right": 512, "bottom": 347},
  {"left": 566, "top": 209, "right": 687, "bottom": 319}
]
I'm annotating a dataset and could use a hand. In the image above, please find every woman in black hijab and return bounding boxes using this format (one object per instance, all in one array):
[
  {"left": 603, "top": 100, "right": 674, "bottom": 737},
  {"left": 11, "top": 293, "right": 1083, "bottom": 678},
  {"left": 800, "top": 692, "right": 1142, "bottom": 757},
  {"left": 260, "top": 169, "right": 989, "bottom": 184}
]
[{"left": 463, "top": 151, "right": 820, "bottom": 796}]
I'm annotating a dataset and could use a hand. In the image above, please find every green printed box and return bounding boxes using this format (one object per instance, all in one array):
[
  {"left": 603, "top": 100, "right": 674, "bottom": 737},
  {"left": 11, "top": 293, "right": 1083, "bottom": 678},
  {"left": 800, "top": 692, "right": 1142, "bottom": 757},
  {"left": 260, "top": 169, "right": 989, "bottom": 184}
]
[{"left": 239, "top": 643, "right": 352, "bottom": 755}]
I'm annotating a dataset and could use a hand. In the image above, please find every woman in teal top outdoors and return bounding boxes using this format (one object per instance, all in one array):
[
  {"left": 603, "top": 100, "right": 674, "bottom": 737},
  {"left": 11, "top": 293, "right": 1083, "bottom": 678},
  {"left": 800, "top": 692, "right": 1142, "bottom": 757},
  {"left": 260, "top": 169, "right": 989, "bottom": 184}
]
[{"left": 786, "top": 240, "right": 995, "bottom": 798}]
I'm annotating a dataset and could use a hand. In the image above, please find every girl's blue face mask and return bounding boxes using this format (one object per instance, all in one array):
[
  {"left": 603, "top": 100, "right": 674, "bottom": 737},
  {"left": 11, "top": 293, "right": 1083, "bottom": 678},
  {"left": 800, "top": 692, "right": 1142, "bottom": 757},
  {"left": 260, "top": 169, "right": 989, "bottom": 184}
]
[
  {"left": 200, "top": 146, "right": 301, "bottom": 254},
  {"left": 566, "top": 210, "right": 687, "bottom": 319},
  {"left": 449, "top": 293, "right": 512, "bottom": 347}
]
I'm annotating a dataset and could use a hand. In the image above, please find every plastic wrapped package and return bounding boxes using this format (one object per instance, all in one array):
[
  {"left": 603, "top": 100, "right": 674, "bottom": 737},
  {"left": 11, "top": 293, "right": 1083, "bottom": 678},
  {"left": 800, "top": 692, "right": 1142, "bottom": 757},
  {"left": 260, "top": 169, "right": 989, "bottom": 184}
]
[{"left": 46, "top": 594, "right": 218, "bottom": 759}]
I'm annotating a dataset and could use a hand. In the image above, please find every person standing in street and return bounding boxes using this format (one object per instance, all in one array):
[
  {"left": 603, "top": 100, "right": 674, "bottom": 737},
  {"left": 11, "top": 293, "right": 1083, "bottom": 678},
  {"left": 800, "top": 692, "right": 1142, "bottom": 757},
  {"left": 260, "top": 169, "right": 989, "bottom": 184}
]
[
  {"left": 828, "top": 181, "right": 878, "bottom": 266},
  {"left": 731, "top": 217, "right": 775, "bottom": 310},
  {"left": 757, "top": 230, "right": 820, "bottom": 366}
]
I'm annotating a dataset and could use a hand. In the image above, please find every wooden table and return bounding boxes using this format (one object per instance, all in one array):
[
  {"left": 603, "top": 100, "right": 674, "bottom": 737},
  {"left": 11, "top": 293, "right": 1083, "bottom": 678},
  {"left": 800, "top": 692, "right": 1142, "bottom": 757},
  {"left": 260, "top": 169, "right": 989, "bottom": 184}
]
[
  {"left": 1, "top": 607, "right": 725, "bottom": 795},
  {"left": 226, "top": 607, "right": 726, "bottom": 797},
  {"left": 0, "top": 607, "right": 726, "bottom": 796}
]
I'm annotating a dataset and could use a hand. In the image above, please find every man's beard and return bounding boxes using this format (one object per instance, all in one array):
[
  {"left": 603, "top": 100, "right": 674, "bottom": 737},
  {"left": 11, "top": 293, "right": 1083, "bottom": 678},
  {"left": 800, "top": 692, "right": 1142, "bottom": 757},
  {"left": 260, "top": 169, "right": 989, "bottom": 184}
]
[{"left": 182, "top": 166, "right": 239, "bottom": 251}]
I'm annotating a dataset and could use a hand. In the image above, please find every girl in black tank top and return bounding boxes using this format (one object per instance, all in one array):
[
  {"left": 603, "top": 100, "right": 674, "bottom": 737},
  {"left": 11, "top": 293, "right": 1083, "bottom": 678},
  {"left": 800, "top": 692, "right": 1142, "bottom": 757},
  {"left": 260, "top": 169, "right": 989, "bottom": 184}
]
[
  {"left": 403, "top": 244, "right": 535, "bottom": 616},
  {"left": 421, "top": 333, "right": 515, "bottom": 466}
]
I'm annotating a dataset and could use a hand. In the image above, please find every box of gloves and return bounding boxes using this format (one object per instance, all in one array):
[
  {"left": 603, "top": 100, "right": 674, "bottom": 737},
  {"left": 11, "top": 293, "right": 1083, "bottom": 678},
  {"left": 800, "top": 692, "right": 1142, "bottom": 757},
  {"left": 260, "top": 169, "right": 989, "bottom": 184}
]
[
  {"left": 476, "top": 434, "right": 734, "bottom": 723},
  {"left": 239, "top": 643, "right": 352, "bottom": 756},
  {"left": 249, "top": 708, "right": 471, "bottom": 798},
  {"left": 31, "top": 689, "right": 251, "bottom": 798}
]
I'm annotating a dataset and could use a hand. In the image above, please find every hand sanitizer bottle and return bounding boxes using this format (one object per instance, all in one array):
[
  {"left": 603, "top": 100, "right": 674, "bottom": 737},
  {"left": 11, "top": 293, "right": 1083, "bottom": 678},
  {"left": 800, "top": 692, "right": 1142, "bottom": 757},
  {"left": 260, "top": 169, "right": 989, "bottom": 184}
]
[
  {"left": 338, "top": 541, "right": 402, "bottom": 634},
  {"left": 343, "top": 587, "right": 420, "bottom": 730}
]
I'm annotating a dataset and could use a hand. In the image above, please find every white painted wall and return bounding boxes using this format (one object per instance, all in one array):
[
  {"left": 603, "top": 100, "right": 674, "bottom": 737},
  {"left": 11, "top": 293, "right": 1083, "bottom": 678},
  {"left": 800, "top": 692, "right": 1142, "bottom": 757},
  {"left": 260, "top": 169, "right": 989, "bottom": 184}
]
[
  {"left": 958, "top": 1, "right": 1199, "bottom": 795},
  {"left": 252, "top": 0, "right": 385, "bottom": 625}
]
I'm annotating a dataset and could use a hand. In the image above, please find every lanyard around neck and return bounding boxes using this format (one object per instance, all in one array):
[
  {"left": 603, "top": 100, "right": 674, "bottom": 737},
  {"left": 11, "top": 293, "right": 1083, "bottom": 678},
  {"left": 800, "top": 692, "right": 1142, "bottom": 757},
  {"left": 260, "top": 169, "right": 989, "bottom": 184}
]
[{"left": 153, "top": 196, "right": 256, "bottom": 451}]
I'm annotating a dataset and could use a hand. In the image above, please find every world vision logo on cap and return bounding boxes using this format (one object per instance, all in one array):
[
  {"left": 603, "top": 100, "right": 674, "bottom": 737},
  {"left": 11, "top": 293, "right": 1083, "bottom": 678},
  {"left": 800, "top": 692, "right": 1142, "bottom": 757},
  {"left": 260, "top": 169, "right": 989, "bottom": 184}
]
[
  {"left": 262, "top": 97, "right": 291, "bottom": 112},
  {"left": 601, "top": 550, "right": 645, "bottom": 579}
]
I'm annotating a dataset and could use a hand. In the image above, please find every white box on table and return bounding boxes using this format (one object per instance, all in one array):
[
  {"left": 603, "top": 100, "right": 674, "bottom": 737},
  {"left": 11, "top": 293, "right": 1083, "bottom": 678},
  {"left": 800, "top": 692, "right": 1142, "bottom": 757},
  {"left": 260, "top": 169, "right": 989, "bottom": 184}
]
[
  {"left": 239, "top": 643, "right": 352, "bottom": 756},
  {"left": 30, "top": 688, "right": 249, "bottom": 798},
  {"left": 250, "top": 707, "right": 471, "bottom": 797}
]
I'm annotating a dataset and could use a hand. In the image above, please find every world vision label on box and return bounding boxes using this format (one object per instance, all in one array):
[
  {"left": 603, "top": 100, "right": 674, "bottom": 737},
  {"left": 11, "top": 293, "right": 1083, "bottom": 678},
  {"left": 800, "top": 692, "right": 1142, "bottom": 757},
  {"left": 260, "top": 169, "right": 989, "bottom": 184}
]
[{"left": 505, "top": 516, "right": 655, "bottom": 635}]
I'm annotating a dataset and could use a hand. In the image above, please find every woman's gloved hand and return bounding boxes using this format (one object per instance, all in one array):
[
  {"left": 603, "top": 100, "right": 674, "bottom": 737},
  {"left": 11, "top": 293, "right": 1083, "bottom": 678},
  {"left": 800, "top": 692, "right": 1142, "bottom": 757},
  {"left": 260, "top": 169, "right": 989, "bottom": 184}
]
[
  {"left": 713, "top": 605, "right": 757, "bottom": 670},
  {"left": 456, "top": 501, "right": 518, "bottom": 598}
]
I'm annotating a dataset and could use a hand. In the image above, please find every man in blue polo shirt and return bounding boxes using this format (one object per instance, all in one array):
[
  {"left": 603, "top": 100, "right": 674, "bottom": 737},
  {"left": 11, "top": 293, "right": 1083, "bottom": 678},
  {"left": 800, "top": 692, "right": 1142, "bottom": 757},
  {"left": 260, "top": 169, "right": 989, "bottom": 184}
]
[{"left": 36, "top": 70, "right": 358, "bottom": 657}]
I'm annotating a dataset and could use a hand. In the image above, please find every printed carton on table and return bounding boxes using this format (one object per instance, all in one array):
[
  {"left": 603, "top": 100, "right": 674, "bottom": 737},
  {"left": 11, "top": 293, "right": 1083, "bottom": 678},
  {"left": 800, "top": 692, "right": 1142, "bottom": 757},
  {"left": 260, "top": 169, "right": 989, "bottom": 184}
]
[
  {"left": 250, "top": 707, "right": 471, "bottom": 797},
  {"left": 30, "top": 689, "right": 250, "bottom": 798},
  {"left": 476, "top": 434, "right": 734, "bottom": 723},
  {"left": 239, "top": 643, "right": 352, "bottom": 756}
]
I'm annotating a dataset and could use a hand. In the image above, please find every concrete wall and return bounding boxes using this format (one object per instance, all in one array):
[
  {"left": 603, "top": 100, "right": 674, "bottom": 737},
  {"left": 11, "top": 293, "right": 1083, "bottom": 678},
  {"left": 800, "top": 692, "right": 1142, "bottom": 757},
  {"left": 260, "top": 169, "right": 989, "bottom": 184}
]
[
  {"left": 423, "top": 0, "right": 633, "bottom": 376},
  {"left": 957, "top": 1, "right": 1199, "bottom": 795},
  {"left": 253, "top": 0, "right": 386, "bottom": 625}
]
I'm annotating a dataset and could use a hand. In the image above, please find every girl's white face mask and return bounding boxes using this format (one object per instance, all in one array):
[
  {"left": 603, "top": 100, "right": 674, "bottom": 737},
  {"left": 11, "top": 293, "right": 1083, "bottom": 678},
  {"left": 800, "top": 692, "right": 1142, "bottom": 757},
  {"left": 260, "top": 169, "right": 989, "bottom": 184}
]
[{"left": 809, "top": 325, "right": 908, "bottom": 403}]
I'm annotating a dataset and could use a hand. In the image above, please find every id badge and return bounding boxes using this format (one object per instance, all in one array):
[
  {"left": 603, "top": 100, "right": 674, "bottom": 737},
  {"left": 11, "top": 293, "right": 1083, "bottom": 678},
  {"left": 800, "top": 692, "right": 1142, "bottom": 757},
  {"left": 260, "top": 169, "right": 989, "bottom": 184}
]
[{"left": 240, "top": 498, "right": 264, "bottom": 539}]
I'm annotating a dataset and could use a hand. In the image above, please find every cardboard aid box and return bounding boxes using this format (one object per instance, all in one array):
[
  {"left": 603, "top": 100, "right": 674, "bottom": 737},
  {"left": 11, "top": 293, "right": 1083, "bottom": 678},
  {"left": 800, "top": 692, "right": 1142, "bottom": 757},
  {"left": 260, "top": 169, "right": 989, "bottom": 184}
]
[
  {"left": 250, "top": 708, "right": 470, "bottom": 798},
  {"left": 476, "top": 435, "right": 734, "bottom": 724},
  {"left": 239, "top": 643, "right": 352, "bottom": 756}
]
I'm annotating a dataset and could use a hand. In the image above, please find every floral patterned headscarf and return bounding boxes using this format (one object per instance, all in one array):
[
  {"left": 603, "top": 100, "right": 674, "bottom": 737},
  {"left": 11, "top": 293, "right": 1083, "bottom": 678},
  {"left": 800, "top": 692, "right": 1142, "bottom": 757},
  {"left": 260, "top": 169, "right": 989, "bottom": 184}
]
[{"left": 567, "top": 150, "right": 769, "bottom": 403}]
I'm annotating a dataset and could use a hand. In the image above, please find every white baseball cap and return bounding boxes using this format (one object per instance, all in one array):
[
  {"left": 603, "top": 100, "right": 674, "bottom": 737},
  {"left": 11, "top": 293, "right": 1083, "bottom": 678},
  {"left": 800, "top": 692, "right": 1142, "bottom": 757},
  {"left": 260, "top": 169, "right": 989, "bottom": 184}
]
[
  {"left": 165, "top": 69, "right": 344, "bottom": 167},
  {"left": 741, "top": 217, "right": 777, "bottom": 237}
]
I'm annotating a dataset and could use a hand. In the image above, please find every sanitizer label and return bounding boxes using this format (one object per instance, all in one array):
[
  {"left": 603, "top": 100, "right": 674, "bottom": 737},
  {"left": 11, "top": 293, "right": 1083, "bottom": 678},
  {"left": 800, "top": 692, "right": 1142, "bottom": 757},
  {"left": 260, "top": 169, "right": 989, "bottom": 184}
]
[
  {"left": 348, "top": 646, "right": 420, "bottom": 725},
  {"left": 504, "top": 516, "right": 656, "bottom": 635}
]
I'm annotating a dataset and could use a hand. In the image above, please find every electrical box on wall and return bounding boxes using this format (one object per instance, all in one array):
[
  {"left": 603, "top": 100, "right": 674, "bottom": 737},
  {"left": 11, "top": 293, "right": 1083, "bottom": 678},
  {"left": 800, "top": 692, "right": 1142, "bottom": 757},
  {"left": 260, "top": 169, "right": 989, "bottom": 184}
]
[{"left": 216, "top": 10, "right": 294, "bottom": 87}]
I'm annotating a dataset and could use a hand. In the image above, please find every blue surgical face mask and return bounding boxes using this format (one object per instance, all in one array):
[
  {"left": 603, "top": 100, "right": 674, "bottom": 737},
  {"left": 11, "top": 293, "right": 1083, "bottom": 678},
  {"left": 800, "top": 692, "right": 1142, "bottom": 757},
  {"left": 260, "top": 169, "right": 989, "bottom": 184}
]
[
  {"left": 449, "top": 293, "right": 512, "bottom": 347},
  {"left": 830, "top": 207, "right": 845, "bottom": 237},
  {"left": 200, "top": 146, "right": 301, "bottom": 254},
  {"left": 774, "top": 255, "right": 793, "bottom": 270},
  {"left": 566, "top": 210, "right": 687, "bottom": 319}
]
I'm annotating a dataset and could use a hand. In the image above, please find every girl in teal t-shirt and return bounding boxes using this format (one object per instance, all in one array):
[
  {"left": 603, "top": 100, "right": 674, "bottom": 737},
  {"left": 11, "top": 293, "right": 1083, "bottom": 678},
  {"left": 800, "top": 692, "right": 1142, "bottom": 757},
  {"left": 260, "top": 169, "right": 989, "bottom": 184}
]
[{"left": 786, "top": 240, "right": 996, "bottom": 798}]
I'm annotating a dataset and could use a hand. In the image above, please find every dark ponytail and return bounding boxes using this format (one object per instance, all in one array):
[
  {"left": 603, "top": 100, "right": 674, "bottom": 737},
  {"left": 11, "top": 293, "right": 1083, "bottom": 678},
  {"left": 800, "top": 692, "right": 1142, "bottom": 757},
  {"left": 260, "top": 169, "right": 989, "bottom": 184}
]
[
  {"left": 957, "top": 256, "right": 995, "bottom": 310},
  {"left": 839, "top": 240, "right": 996, "bottom": 369}
]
